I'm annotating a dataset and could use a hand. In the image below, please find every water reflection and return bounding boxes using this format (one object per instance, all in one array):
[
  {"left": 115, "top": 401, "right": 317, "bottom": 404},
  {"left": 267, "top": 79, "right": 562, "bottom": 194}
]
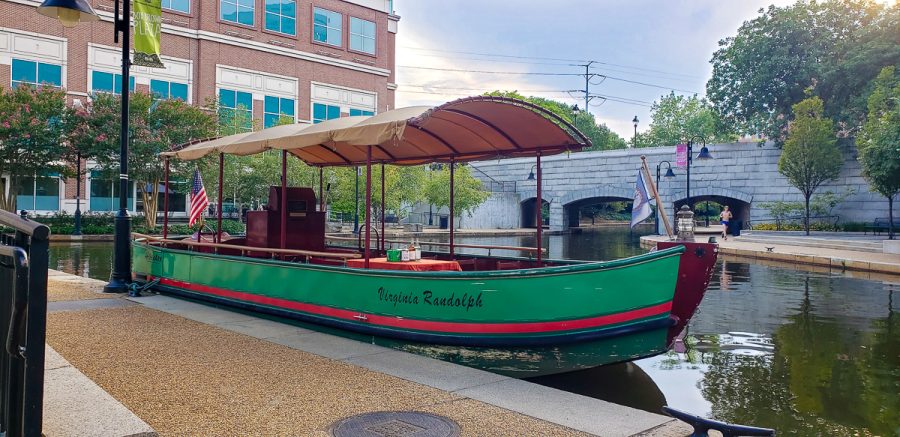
[
  {"left": 49, "top": 242, "right": 112, "bottom": 281},
  {"left": 47, "top": 228, "right": 900, "bottom": 435}
]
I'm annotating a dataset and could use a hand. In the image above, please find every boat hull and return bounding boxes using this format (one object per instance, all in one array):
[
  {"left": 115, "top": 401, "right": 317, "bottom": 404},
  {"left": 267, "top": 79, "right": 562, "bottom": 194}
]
[
  {"left": 133, "top": 242, "right": 684, "bottom": 347},
  {"left": 657, "top": 240, "right": 718, "bottom": 339}
]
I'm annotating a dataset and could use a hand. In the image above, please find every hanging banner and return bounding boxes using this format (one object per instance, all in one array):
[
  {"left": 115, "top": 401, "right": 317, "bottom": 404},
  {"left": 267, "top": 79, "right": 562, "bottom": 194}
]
[
  {"left": 133, "top": 0, "right": 165, "bottom": 68},
  {"left": 675, "top": 143, "right": 688, "bottom": 168}
]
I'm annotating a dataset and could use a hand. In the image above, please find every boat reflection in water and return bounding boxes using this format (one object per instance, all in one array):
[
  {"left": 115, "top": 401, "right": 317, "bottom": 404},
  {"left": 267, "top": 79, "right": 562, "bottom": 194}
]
[{"left": 389, "top": 327, "right": 670, "bottom": 378}]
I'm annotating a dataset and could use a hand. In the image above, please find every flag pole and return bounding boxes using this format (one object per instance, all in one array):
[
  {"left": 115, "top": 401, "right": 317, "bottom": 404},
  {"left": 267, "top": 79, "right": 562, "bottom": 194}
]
[{"left": 641, "top": 155, "right": 674, "bottom": 239}]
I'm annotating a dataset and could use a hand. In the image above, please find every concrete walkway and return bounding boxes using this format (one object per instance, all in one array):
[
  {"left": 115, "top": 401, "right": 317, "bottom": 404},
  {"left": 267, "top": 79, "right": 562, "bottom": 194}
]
[
  {"left": 641, "top": 232, "right": 900, "bottom": 277},
  {"left": 42, "top": 270, "right": 691, "bottom": 436}
]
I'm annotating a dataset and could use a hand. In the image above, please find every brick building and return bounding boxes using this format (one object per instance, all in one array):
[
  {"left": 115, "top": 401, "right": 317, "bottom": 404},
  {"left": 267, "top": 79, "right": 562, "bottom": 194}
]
[{"left": 0, "top": 0, "right": 398, "bottom": 215}]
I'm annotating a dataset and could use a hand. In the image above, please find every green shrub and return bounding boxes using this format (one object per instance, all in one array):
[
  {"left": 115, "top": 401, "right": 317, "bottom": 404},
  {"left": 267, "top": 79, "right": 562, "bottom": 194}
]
[{"left": 17, "top": 212, "right": 246, "bottom": 236}]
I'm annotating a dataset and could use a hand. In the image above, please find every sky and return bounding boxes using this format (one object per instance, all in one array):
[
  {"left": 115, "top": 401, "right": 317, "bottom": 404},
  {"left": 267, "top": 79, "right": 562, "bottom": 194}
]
[{"left": 392, "top": 0, "right": 799, "bottom": 139}]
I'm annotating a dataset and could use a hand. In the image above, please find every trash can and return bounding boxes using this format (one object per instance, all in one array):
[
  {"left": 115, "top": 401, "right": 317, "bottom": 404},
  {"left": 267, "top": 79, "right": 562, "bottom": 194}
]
[
  {"left": 439, "top": 216, "right": 448, "bottom": 229},
  {"left": 731, "top": 220, "right": 742, "bottom": 237}
]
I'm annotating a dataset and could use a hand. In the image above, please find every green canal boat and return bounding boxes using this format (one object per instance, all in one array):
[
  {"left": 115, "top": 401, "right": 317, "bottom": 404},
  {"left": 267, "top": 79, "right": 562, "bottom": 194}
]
[{"left": 132, "top": 97, "right": 711, "bottom": 363}]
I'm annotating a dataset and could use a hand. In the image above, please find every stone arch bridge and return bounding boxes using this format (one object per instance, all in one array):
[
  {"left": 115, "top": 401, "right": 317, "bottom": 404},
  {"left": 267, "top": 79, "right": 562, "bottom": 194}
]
[{"left": 465, "top": 142, "right": 886, "bottom": 232}]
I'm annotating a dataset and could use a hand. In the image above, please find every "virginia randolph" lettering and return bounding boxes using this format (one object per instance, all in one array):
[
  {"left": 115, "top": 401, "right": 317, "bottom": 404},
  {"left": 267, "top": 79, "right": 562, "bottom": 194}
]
[{"left": 377, "top": 287, "right": 483, "bottom": 311}]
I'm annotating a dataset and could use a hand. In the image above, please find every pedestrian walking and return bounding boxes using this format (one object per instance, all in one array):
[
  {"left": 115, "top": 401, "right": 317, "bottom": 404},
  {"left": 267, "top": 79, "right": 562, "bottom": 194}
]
[{"left": 719, "top": 205, "right": 733, "bottom": 240}]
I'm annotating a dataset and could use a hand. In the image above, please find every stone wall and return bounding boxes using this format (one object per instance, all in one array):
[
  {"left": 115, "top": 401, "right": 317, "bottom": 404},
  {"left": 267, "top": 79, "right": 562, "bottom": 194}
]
[{"left": 467, "top": 142, "right": 889, "bottom": 231}]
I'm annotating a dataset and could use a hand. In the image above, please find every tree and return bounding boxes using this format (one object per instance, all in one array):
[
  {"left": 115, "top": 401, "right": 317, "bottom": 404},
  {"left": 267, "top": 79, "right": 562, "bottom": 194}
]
[
  {"left": 484, "top": 90, "right": 627, "bottom": 151},
  {"left": 72, "top": 92, "right": 217, "bottom": 228},
  {"left": 778, "top": 96, "right": 842, "bottom": 235},
  {"left": 423, "top": 164, "right": 489, "bottom": 228},
  {"left": 857, "top": 66, "right": 900, "bottom": 239},
  {"left": 0, "top": 85, "right": 73, "bottom": 212},
  {"left": 643, "top": 92, "right": 735, "bottom": 147},
  {"left": 707, "top": 1, "right": 899, "bottom": 143}
]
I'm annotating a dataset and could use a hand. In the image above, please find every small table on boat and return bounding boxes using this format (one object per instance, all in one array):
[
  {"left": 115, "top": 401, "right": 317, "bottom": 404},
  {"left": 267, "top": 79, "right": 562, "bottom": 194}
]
[{"left": 346, "top": 257, "right": 462, "bottom": 272}]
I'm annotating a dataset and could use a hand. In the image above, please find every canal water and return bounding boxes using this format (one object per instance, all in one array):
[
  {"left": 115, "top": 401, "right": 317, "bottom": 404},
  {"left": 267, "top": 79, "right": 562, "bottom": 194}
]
[{"left": 49, "top": 228, "right": 898, "bottom": 435}]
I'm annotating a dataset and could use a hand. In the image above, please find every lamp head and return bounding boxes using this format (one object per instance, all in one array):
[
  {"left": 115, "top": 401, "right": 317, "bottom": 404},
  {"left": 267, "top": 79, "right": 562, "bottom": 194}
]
[
  {"left": 38, "top": 0, "right": 99, "bottom": 27},
  {"left": 696, "top": 145, "right": 713, "bottom": 160},
  {"left": 632, "top": 115, "right": 639, "bottom": 128},
  {"left": 664, "top": 167, "right": 676, "bottom": 178},
  {"left": 526, "top": 171, "right": 535, "bottom": 181}
]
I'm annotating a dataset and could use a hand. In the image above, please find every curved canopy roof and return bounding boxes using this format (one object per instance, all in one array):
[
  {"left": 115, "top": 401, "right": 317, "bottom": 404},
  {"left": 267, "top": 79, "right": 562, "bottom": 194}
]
[{"left": 162, "top": 96, "right": 591, "bottom": 165}]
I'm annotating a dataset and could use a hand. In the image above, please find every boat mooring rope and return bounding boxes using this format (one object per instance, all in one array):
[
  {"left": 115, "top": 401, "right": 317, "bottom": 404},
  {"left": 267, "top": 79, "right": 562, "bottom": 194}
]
[{"left": 128, "top": 278, "right": 160, "bottom": 297}]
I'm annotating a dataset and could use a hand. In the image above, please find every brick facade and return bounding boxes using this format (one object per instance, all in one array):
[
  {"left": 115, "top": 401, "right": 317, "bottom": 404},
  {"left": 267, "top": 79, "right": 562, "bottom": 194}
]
[{"left": 0, "top": 0, "right": 397, "bottom": 210}]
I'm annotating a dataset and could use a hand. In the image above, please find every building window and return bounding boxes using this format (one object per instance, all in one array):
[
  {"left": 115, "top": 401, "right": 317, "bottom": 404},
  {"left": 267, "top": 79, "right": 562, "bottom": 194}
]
[
  {"left": 91, "top": 71, "right": 135, "bottom": 95},
  {"left": 89, "top": 170, "right": 135, "bottom": 211},
  {"left": 221, "top": 0, "right": 254, "bottom": 26},
  {"left": 313, "top": 7, "right": 341, "bottom": 46},
  {"left": 150, "top": 79, "right": 189, "bottom": 101},
  {"left": 349, "top": 108, "right": 374, "bottom": 117},
  {"left": 349, "top": 17, "right": 375, "bottom": 55},
  {"left": 265, "top": 0, "right": 295, "bottom": 35},
  {"left": 161, "top": 0, "right": 190, "bottom": 13},
  {"left": 219, "top": 88, "right": 254, "bottom": 132},
  {"left": 312, "top": 103, "right": 340, "bottom": 123},
  {"left": 11, "top": 59, "right": 62, "bottom": 88},
  {"left": 264, "top": 96, "right": 295, "bottom": 128},
  {"left": 17, "top": 175, "right": 59, "bottom": 211}
]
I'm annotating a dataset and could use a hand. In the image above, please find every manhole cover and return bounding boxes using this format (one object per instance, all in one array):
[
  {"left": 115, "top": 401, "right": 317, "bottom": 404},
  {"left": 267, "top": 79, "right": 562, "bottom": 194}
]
[{"left": 329, "top": 411, "right": 460, "bottom": 437}]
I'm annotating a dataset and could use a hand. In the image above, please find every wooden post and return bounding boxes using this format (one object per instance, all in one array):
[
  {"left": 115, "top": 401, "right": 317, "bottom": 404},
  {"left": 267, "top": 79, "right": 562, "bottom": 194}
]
[
  {"left": 162, "top": 157, "right": 169, "bottom": 239},
  {"left": 217, "top": 152, "right": 224, "bottom": 243},
  {"left": 536, "top": 151, "right": 542, "bottom": 264},
  {"left": 641, "top": 155, "right": 674, "bottom": 239},
  {"left": 280, "top": 150, "right": 287, "bottom": 249},
  {"left": 380, "top": 163, "right": 385, "bottom": 253},
  {"left": 318, "top": 167, "right": 324, "bottom": 212},
  {"left": 365, "top": 147, "right": 372, "bottom": 268},
  {"left": 449, "top": 159, "right": 455, "bottom": 260}
]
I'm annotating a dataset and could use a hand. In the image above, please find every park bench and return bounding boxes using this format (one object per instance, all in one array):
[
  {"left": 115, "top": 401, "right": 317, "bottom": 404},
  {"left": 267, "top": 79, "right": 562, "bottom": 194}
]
[{"left": 864, "top": 217, "right": 900, "bottom": 235}]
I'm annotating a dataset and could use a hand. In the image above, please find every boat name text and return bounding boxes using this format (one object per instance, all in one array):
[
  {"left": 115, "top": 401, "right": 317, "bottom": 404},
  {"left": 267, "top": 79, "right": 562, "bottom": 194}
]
[{"left": 377, "top": 287, "right": 483, "bottom": 311}]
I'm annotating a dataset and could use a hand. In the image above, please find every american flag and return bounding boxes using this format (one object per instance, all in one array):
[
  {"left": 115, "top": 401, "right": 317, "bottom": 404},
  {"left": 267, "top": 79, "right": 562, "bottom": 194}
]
[{"left": 189, "top": 169, "right": 208, "bottom": 227}]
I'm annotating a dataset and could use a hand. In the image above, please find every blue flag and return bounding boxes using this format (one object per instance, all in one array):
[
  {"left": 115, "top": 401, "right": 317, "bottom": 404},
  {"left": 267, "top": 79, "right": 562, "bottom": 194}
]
[{"left": 631, "top": 169, "right": 652, "bottom": 228}]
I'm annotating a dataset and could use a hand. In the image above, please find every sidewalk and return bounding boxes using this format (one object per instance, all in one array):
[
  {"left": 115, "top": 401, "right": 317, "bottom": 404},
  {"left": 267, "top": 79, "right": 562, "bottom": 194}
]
[
  {"left": 641, "top": 233, "right": 900, "bottom": 277},
  {"left": 42, "top": 270, "right": 691, "bottom": 436}
]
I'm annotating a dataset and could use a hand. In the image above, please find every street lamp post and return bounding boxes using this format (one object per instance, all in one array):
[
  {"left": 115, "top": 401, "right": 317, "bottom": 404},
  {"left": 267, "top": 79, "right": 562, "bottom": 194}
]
[
  {"left": 685, "top": 138, "right": 713, "bottom": 210},
  {"left": 38, "top": 0, "right": 134, "bottom": 293},
  {"left": 632, "top": 116, "right": 639, "bottom": 148},
  {"left": 73, "top": 153, "right": 82, "bottom": 235},
  {"left": 656, "top": 161, "right": 675, "bottom": 234}
]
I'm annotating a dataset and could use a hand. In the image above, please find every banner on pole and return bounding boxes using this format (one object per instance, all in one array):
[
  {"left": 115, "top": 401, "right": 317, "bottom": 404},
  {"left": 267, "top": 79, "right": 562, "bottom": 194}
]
[
  {"left": 675, "top": 143, "right": 688, "bottom": 168},
  {"left": 133, "top": 0, "right": 165, "bottom": 68}
]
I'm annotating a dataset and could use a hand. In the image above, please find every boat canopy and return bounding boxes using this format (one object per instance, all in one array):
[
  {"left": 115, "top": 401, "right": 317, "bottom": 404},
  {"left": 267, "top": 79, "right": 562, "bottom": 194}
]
[{"left": 161, "top": 96, "right": 591, "bottom": 166}]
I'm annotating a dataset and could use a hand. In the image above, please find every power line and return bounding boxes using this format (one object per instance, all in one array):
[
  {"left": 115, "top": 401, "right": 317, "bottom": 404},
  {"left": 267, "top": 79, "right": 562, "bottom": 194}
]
[
  {"left": 395, "top": 88, "right": 651, "bottom": 107},
  {"left": 396, "top": 65, "right": 701, "bottom": 94},
  {"left": 400, "top": 45, "right": 698, "bottom": 79},
  {"left": 399, "top": 45, "right": 590, "bottom": 64},
  {"left": 397, "top": 65, "right": 582, "bottom": 76}
]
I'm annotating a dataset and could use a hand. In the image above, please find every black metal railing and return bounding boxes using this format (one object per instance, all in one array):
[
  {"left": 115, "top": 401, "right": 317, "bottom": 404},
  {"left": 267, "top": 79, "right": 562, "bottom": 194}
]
[{"left": 0, "top": 210, "right": 50, "bottom": 437}]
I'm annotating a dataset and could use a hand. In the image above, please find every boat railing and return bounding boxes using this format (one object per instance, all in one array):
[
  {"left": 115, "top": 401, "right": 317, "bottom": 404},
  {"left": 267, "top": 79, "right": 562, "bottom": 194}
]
[
  {"left": 132, "top": 233, "right": 361, "bottom": 264},
  {"left": 325, "top": 235, "right": 547, "bottom": 257}
]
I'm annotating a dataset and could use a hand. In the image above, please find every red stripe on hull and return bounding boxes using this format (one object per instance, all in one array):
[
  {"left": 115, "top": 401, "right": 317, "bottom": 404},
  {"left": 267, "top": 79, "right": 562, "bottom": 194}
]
[{"left": 156, "top": 277, "right": 672, "bottom": 335}]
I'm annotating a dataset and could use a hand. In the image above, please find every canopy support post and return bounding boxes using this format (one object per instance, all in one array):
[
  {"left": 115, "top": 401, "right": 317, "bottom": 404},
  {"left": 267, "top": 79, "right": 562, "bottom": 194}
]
[
  {"left": 365, "top": 147, "right": 372, "bottom": 268},
  {"left": 280, "top": 150, "right": 287, "bottom": 250},
  {"left": 536, "top": 151, "right": 542, "bottom": 265},
  {"left": 163, "top": 157, "right": 169, "bottom": 240},
  {"left": 449, "top": 158, "right": 455, "bottom": 260},
  {"left": 380, "top": 163, "right": 385, "bottom": 253},
  {"left": 318, "top": 167, "right": 324, "bottom": 212},
  {"left": 217, "top": 152, "right": 224, "bottom": 243}
]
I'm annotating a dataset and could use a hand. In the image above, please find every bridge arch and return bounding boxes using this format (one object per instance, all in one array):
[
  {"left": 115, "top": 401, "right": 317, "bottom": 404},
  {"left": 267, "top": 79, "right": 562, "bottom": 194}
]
[
  {"left": 670, "top": 187, "right": 754, "bottom": 229},
  {"left": 558, "top": 185, "right": 634, "bottom": 228},
  {"left": 520, "top": 197, "right": 551, "bottom": 228}
]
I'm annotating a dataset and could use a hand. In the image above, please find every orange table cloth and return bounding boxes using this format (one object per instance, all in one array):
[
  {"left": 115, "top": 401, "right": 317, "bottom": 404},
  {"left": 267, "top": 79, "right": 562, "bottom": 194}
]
[{"left": 346, "top": 257, "right": 462, "bottom": 272}]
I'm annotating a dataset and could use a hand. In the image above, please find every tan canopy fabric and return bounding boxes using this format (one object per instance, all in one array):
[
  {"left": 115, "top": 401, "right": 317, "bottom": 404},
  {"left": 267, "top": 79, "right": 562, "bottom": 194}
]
[
  {"left": 160, "top": 131, "right": 255, "bottom": 160},
  {"left": 162, "top": 96, "right": 590, "bottom": 165}
]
